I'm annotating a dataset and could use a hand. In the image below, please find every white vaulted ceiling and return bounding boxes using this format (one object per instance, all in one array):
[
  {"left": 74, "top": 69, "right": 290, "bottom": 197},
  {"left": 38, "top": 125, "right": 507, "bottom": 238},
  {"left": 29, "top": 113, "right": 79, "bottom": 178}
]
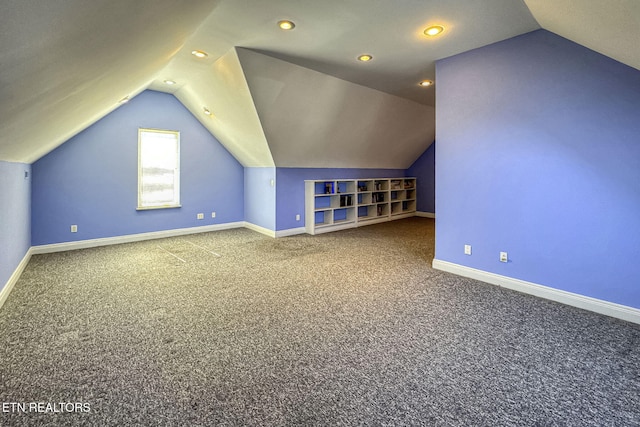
[
  {"left": 0, "top": 0, "right": 221, "bottom": 163},
  {"left": 524, "top": 0, "right": 640, "bottom": 71},
  {"left": 237, "top": 48, "right": 435, "bottom": 169},
  {"left": 1, "top": 0, "right": 638, "bottom": 166}
]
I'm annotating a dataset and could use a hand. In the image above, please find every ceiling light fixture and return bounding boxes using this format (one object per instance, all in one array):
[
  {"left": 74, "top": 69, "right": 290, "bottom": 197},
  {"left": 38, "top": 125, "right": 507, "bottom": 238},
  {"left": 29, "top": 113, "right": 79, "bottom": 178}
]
[
  {"left": 419, "top": 80, "right": 434, "bottom": 87},
  {"left": 164, "top": 79, "right": 176, "bottom": 85},
  {"left": 424, "top": 25, "right": 444, "bottom": 37},
  {"left": 357, "top": 54, "right": 373, "bottom": 62},
  {"left": 203, "top": 107, "right": 213, "bottom": 116},
  {"left": 191, "top": 50, "right": 208, "bottom": 58},
  {"left": 118, "top": 96, "right": 130, "bottom": 104},
  {"left": 278, "top": 20, "right": 295, "bottom": 30}
]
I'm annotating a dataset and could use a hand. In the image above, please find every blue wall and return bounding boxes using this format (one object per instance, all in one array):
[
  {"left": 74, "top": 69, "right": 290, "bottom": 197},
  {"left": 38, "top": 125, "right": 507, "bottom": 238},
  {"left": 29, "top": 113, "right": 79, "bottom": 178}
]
[
  {"left": 31, "top": 91, "right": 244, "bottom": 245},
  {"left": 0, "top": 161, "right": 31, "bottom": 292},
  {"left": 407, "top": 142, "right": 435, "bottom": 214},
  {"left": 435, "top": 30, "right": 640, "bottom": 308},
  {"left": 244, "top": 167, "right": 276, "bottom": 231},
  {"left": 275, "top": 168, "right": 406, "bottom": 231}
]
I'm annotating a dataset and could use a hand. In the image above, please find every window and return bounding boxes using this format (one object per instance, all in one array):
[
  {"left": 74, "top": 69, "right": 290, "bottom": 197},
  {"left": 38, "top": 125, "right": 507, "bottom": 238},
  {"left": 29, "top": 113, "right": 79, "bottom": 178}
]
[{"left": 138, "top": 128, "right": 180, "bottom": 210}]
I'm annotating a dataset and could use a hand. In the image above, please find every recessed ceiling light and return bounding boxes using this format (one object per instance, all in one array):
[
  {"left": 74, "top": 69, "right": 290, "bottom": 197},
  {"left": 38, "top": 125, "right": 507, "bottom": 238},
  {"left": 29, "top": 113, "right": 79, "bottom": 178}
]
[
  {"left": 357, "top": 54, "right": 373, "bottom": 62},
  {"left": 164, "top": 79, "right": 176, "bottom": 85},
  {"left": 191, "top": 50, "right": 208, "bottom": 58},
  {"left": 118, "top": 96, "right": 130, "bottom": 104},
  {"left": 424, "top": 25, "right": 444, "bottom": 36},
  {"left": 419, "top": 80, "right": 434, "bottom": 87},
  {"left": 278, "top": 20, "right": 295, "bottom": 30},
  {"left": 203, "top": 107, "right": 213, "bottom": 116}
]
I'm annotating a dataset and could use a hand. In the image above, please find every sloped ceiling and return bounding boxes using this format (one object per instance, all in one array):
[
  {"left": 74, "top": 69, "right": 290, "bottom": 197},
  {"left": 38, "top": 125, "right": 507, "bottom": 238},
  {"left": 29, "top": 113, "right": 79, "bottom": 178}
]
[
  {"left": 0, "top": 0, "right": 221, "bottom": 163},
  {"left": 525, "top": 0, "right": 640, "bottom": 71},
  {"left": 173, "top": 48, "right": 275, "bottom": 167},
  {"left": 1, "top": 1, "right": 638, "bottom": 166},
  {"left": 238, "top": 48, "right": 434, "bottom": 168}
]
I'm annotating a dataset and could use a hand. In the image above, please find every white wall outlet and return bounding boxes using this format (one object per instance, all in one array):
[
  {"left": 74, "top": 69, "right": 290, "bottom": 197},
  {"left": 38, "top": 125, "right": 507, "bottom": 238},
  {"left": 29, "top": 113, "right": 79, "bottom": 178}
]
[
  {"left": 296, "top": 214, "right": 300, "bottom": 221},
  {"left": 500, "top": 252, "right": 508, "bottom": 263},
  {"left": 70, "top": 225, "right": 78, "bottom": 233},
  {"left": 197, "top": 213, "right": 204, "bottom": 220},
  {"left": 464, "top": 244, "right": 472, "bottom": 255},
  {"left": 211, "top": 212, "right": 216, "bottom": 218}
]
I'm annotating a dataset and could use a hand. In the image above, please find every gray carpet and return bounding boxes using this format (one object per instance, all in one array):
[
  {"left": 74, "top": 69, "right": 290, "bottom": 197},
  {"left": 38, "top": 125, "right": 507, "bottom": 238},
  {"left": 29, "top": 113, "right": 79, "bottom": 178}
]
[{"left": 1, "top": 218, "right": 639, "bottom": 426}]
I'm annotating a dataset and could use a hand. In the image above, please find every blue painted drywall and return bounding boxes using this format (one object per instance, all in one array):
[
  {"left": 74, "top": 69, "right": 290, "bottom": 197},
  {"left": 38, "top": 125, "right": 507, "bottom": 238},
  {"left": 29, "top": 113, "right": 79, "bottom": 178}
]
[
  {"left": 244, "top": 167, "right": 276, "bottom": 231},
  {"left": 435, "top": 30, "right": 640, "bottom": 308},
  {"left": 407, "top": 142, "right": 435, "bottom": 214},
  {"left": 0, "top": 161, "right": 31, "bottom": 292},
  {"left": 31, "top": 90, "right": 244, "bottom": 245},
  {"left": 275, "top": 168, "right": 406, "bottom": 231}
]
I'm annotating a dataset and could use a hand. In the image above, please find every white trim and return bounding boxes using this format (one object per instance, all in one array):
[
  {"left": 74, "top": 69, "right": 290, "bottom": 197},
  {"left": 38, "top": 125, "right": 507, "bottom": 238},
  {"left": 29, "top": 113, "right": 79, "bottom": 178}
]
[
  {"left": 275, "top": 227, "right": 306, "bottom": 237},
  {"left": 389, "top": 212, "right": 416, "bottom": 221},
  {"left": 432, "top": 259, "right": 640, "bottom": 325},
  {"left": 357, "top": 216, "right": 393, "bottom": 227},
  {"left": 243, "top": 222, "right": 276, "bottom": 238},
  {"left": 309, "top": 221, "right": 357, "bottom": 235},
  {"left": 0, "top": 247, "right": 33, "bottom": 309},
  {"left": 416, "top": 211, "right": 435, "bottom": 219},
  {"left": 31, "top": 222, "right": 245, "bottom": 254}
]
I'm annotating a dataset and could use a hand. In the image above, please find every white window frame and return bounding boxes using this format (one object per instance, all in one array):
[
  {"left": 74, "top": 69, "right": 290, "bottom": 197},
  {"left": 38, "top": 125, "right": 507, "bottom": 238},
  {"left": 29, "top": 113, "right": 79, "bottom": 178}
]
[{"left": 137, "top": 128, "right": 181, "bottom": 210}]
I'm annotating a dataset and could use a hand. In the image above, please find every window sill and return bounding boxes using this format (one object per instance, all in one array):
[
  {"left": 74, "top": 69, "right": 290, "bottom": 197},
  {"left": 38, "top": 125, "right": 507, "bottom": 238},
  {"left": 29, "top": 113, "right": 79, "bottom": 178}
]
[{"left": 136, "top": 204, "right": 182, "bottom": 211}]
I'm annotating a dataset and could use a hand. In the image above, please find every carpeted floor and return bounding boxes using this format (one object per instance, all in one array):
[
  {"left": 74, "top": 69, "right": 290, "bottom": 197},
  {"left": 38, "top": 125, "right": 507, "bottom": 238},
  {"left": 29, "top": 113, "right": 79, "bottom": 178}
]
[{"left": 1, "top": 218, "right": 639, "bottom": 426}]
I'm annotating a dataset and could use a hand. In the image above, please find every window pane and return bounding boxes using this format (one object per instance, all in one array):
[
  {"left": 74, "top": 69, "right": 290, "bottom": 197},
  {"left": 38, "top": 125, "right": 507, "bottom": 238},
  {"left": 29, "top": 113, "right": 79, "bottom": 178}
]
[{"left": 138, "top": 129, "right": 180, "bottom": 209}]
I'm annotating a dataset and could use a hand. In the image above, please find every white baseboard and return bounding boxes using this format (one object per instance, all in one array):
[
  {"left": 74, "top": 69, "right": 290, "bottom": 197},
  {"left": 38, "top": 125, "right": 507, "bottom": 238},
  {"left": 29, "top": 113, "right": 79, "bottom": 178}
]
[
  {"left": 31, "top": 222, "right": 245, "bottom": 254},
  {"left": 416, "top": 211, "right": 435, "bottom": 219},
  {"left": 0, "top": 248, "right": 33, "bottom": 310},
  {"left": 243, "top": 222, "right": 276, "bottom": 238},
  {"left": 432, "top": 259, "right": 640, "bottom": 325},
  {"left": 275, "top": 227, "right": 306, "bottom": 237},
  {"left": 390, "top": 212, "right": 416, "bottom": 221}
]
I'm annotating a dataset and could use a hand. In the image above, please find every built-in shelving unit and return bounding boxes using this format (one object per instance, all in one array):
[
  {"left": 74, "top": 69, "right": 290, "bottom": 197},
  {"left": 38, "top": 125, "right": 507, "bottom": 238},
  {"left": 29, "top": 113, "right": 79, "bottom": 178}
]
[{"left": 305, "top": 178, "right": 416, "bottom": 235}]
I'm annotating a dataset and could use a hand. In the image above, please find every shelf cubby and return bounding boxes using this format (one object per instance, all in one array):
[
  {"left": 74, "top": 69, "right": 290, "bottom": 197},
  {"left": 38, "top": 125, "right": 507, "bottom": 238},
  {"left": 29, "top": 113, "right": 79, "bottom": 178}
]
[
  {"left": 391, "top": 201, "right": 403, "bottom": 215},
  {"left": 390, "top": 179, "right": 403, "bottom": 190},
  {"left": 333, "top": 207, "right": 356, "bottom": 224},
  {"left": 336, "top": 180, "right": 356, "bottom": 194},
  {"left": 376, "top": 203, "right": 389, "bottom": 217},
  {"left": 357, "top": 180, "right": 373, "bottom": 192},
  {"left": 314, "top": 195, "right": 332, "bottom": 209},
  {"left": 338, "top": 194, "right": 355, "bottom": 207},
  {"left": 314, "top": 210, "right": 332, "bottom": 226},
  {"left": 402, "top": 200, "right": 417, "bottom": 213},
  {"left": 357, "top": 193, "right": 372, "bottom": 205},
  {"left": 373, "top": 180, "right": 389, "bottom": 191},
  {"left": 314, "top": 181, "right": 336, "bottom": 195},
  {"left": 391, "top": 190, "right": 407, "bottom": 201},
  {"left": 371, "top": 192, "right": 386, "bottom": 203},
  {"left": 358, "top": 205, "right": 372, "bottom": 218}
]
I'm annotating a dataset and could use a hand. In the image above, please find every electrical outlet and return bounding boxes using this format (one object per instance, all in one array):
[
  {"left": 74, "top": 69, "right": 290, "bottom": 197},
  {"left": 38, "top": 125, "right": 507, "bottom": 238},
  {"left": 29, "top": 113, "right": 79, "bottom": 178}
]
[
  {"left": 296, "top": 214, "right": 300, "bottom": 221},
  {"left": 500, "top": 252, "right": 508, "bottom": 263},
  {"left": 464, "top": 244, "right": 472, "bottom": 255},
  {"left": 70, "top": 225, "right": 78, "bottom": 233},
  {"left": 197, "top": 213, "right": 204, "bottom": 220},
  {"left": 211, "top": 212, "right": 216, "bottom": 218}
]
